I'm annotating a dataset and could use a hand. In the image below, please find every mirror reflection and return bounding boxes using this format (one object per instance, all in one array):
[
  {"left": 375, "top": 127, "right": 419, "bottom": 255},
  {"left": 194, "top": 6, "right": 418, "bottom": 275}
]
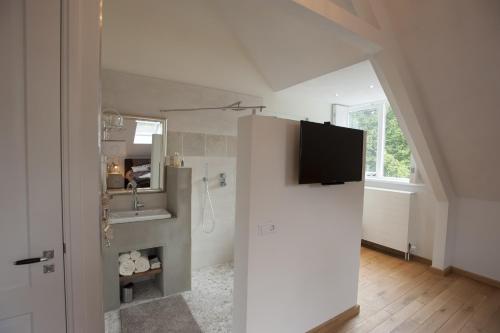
[{"left": 103, "top": 114, "right": 166, "bottom": 194}]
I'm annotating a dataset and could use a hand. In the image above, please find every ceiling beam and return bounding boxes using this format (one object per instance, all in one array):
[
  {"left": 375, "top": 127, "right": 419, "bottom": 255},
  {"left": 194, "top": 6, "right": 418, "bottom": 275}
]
[{"left": 293, "top": 0, "right": 386, "bottom": 53}]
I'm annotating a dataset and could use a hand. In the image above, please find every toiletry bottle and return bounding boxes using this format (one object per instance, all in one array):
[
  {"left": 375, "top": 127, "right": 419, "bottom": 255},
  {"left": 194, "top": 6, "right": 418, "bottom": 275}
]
[{"left": 173, "top": 152, "right": 181, "bottom": 168}]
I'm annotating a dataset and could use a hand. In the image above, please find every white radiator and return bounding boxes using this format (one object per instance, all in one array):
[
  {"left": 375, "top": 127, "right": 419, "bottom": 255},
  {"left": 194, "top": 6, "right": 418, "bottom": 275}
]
[{"left": 362, "top": 187, "right": 416, "bottom": 254}]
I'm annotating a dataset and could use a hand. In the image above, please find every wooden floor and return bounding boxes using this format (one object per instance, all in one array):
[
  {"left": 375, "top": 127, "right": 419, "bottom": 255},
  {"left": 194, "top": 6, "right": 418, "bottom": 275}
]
[{"left": 335, "top": 247, "right": 500, "bottom": 333}]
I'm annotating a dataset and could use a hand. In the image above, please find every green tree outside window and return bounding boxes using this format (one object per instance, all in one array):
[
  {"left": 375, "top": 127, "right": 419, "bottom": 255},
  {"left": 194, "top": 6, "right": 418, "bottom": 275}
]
[
  {"left": 384, "top": 107, "right": 411, "bottom": 178},
  {"left": 348, "top": 103, "right": 411, "bottom": 179},
  {"left": 348, "top": 109, "right": 378, "bottom": 174}
]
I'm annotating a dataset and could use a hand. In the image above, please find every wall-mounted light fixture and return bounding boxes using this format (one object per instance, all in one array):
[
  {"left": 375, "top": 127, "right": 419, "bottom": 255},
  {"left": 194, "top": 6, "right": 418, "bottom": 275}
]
[{"left": 108, "top": 162, "right": 121, "bottom": 174}]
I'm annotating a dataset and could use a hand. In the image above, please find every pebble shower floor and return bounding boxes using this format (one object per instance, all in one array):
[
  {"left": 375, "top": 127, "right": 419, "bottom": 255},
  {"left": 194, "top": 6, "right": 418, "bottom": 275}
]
[{"left": 105, "top": 262, "right": 234, "bottom": 333}]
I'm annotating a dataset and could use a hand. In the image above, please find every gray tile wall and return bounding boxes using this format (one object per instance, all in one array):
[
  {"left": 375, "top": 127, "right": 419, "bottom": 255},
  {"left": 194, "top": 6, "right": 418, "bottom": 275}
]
[
  {"left": 182, "top": 132, "right": 205, "bottom": 157},
  {"left": 167, "top": 131, "right": 237, "bottom": 158}
]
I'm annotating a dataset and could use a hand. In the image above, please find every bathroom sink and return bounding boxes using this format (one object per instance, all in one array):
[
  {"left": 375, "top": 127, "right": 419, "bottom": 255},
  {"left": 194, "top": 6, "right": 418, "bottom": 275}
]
[{"left": 109, "top": 208, "right": 172, "bottom": 224}]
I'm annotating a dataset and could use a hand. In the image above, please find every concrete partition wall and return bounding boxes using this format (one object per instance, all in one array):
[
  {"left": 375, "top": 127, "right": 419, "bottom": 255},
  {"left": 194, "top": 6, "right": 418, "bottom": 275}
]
[
  {"left": 102, "top": 167, "right": 191, "bottom": 311},
  {"left": 234, "top": 115, "right": 364, "bottom": 333}
]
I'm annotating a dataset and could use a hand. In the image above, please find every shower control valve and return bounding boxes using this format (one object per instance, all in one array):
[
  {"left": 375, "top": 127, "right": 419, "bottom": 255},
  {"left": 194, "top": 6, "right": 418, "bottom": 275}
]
[{"left": 219, "top": 173, "right": 227, "bottom": 187}]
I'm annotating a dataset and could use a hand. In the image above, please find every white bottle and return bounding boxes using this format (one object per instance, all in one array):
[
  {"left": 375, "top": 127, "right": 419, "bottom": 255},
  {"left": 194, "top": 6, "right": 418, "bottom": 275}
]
[{"left": 173, "top": 152, "right": 181, "bottom": 168}]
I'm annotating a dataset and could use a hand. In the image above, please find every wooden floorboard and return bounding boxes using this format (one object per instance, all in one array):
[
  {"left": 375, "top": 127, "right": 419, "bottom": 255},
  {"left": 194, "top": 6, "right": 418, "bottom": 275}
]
[{"left": 335, "top": 248, "right": 500, "bottom": 333}]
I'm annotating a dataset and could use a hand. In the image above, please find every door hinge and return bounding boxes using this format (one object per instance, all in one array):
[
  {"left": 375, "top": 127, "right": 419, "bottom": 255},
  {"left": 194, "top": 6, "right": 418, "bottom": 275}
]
[{"left": 63, "top": 242, "right": 66, "bottom": 254}]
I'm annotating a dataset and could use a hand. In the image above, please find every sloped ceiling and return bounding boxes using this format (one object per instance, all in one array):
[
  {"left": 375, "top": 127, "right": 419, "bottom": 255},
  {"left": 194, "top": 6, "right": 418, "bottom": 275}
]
[
  {"left": 102, "top": 0, "right": 371, "bottom": 95},
  {"left": 383, "top": 0, "right": 500, "bottom": 200},
  {"left": 329, "top": 0, "right": 357, "bottom": 16},
  {"left": 276, "top": 60, "right": 385, "bottom": 105},
  {"left": 212, "top": 0, "right": 369, "bottom": 90},
  {"left": 101, "top": 0, "right": 271, "bottom": 96}
]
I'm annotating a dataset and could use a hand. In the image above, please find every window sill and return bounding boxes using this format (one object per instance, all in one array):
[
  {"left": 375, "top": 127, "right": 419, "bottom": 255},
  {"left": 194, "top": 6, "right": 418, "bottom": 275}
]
[{"left": 365, "top": 177, "right": 425, "bottom": 192}]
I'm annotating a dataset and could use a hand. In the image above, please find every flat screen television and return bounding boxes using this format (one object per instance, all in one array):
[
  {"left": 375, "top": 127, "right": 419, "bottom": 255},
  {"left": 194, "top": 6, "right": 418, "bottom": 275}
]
[{"left": 299, "top": 121, "right": 364, "bottom": 185}]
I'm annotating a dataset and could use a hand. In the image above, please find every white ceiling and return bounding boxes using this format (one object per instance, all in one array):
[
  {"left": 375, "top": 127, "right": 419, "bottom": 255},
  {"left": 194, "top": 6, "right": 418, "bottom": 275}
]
[
  {"left": 276, "top": 60, "right": 386, "bottom": 106},
  {"left": 102, "top": 0, "right": 383, "bottom": 107},
  {"left": 212, "top": 0, "right": 370, "bottom": 90},
  {"left": 101, "top": 0, "right": 271, "bottom": 96},
  {"left": 101, "top": 0, "right": 390, "bottom": 126}
]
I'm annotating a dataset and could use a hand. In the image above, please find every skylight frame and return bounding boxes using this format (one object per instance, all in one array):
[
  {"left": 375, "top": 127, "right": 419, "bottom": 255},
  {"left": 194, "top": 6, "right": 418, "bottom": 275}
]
[{"left": 133, "top": 119, "right": 163, "bottom": 144}]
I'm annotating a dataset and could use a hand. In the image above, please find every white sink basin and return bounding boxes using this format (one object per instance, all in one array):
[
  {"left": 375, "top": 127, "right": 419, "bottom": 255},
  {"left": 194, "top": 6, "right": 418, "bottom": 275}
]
[{"left": 109, "top": 208, "right": 172, "bottom": 224}]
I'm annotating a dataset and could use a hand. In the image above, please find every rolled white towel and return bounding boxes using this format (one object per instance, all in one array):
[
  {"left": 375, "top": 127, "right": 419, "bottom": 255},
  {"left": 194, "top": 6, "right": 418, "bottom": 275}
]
[
  {"left": 134, "top": 256, "right": 150, "bottom": 273},
  {"left": 119, "top": 259, "right": 135, "bottom": 276},
  {"left": 150, "top": 263, "right": 161, "bottom": 270},
  {"left": 149, "top": 257, "right": 161, "bottom": 270},
  {"left": 130, "top": 250, "right": 141, "bottom": 261},
  {"left": 118, "top": 253, "right": 131, "bottom": 263}
]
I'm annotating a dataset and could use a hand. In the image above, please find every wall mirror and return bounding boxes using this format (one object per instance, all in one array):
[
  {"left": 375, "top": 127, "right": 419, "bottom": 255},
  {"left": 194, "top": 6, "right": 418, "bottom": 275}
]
[{"left": 102, "top": 114, "right": 166, "bottom": 194}]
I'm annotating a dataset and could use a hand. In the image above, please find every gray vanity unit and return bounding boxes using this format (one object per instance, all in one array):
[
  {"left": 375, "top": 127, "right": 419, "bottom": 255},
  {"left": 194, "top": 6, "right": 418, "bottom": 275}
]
[{"left": 102, "top": 167, "right": 192, "bottom": 312}]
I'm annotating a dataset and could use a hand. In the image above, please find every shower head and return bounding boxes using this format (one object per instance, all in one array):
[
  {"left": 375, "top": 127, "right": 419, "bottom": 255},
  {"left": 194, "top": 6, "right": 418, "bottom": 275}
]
[{"left": 160, "top": 101, "right": 266, "bottom": 113}]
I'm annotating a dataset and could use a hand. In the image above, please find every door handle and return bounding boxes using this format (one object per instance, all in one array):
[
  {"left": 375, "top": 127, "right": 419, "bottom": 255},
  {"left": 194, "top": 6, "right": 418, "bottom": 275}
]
[
  {"left": 14, "top": 250, "right": 54, "bottom": 265},
  {"left": 14, "top": 257, "right": 48, "bottom": 265}
]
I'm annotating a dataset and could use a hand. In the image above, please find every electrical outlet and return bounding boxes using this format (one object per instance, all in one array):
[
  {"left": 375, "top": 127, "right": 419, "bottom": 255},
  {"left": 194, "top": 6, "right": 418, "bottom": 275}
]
[{"left": 258, "top": 223, "right": 277, "bottom": 236}]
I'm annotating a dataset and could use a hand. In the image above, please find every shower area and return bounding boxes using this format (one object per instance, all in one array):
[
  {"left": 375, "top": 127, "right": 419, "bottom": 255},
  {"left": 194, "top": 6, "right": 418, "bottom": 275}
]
[
  {"left": 166, "top": 130, "right": 238, "bottom": 332},
  {"left": 161, "top": 100, "right": 265, "bottom": 270},
  {"left": 101, "top": 68, "right": 264, "bottom": 332},
  {"left": 168, "top": 131, "right": 237, "bottom": 270}
]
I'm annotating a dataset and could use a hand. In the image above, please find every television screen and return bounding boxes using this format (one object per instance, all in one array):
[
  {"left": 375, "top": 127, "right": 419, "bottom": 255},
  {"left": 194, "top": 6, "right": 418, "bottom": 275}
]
[{"left": 299, "top": 121, "right": 364, "bottom": 185}]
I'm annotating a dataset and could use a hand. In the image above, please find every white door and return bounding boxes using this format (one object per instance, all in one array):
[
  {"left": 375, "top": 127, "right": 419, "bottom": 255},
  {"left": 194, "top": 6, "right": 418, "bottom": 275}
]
[{"left": 0, "top": 0, "right": 66, "bottom": 332}]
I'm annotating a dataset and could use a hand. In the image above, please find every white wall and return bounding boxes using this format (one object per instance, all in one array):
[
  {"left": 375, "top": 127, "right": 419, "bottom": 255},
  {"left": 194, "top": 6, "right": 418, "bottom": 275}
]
[
  {"left": 452, "top": 198, "right": 500, "bottom": 281},
  {"left": 263, "top": 92, "right": 332, "bottom": 122},
  {"left": 64, "top": 0, "right": 104, "bottom": 331},
  {"left": 101, "top": 69, "right": 261, "bottom": 124},
  {"left": 413, "top": 187, "right": 437, "bottom": 260},
  {"left": 235, "top": 115, "right": 364, "bottom": 333}
]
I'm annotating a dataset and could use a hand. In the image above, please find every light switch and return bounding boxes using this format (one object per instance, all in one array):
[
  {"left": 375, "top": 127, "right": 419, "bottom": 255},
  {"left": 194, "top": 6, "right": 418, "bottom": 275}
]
[{"left": 258, "top": 223, "right": 277, "bottom": 236}]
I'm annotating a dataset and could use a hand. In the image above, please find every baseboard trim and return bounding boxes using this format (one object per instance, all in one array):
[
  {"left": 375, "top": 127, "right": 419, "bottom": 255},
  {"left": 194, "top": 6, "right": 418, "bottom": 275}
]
[
  {"left": 361, "top": 240, "right": 433, "bottom": 266},
  {"left": 429, "top": 266, "right": 453, "bottom": 276},
  {"left": 361, "top": 239, "right": 405, "bottom": 260},
  {"left": 429, "top": 266, "right": 500, "bottom": 287},
  {"left": 452, "top": 266, "right": 500, "bottom": 289},
  {"left": 307, "top": 305, "right": 360, "bottom": 333},
  {"left": 411, "top": 254, "right": 432, "bottom": 266}
]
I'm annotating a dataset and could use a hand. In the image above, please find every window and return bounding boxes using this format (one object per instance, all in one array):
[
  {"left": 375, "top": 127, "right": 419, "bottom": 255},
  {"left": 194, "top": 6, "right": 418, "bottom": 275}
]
[
  {"left": 348, "top": 107, "right": 378, "bottom": 176},
  {"left": 344, "top": 101, "right": 411, "bottom": 181},
  {"left": 133, "top": 120, "right": 163, "bottom": 144},
  {"left": 383, "top": 107, "right": 411, "bottom": 179}
]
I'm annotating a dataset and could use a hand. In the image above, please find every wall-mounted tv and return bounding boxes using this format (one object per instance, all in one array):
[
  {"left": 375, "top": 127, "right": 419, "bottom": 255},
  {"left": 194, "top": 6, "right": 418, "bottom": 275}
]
[{"left": 299, "top": 121, "right": 364, "bottom": 185}]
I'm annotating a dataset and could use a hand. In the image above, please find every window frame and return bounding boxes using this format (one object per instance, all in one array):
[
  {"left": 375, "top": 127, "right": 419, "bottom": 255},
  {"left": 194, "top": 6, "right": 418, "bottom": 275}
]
[{"left": 337, "top": 101, "right": 412, "bottom": 183}]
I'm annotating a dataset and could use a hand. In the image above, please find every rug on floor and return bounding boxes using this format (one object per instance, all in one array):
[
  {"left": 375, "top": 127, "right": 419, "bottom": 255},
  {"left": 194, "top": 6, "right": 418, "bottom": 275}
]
[{"left": 120, "top": 294, "right": 202, "bottom": 333}]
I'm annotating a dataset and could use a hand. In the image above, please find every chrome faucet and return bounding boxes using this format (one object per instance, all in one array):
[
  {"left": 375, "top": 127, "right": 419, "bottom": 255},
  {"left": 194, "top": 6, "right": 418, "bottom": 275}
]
[{"left": 127, "top": 181, "right": 144, "bottom": 211}]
